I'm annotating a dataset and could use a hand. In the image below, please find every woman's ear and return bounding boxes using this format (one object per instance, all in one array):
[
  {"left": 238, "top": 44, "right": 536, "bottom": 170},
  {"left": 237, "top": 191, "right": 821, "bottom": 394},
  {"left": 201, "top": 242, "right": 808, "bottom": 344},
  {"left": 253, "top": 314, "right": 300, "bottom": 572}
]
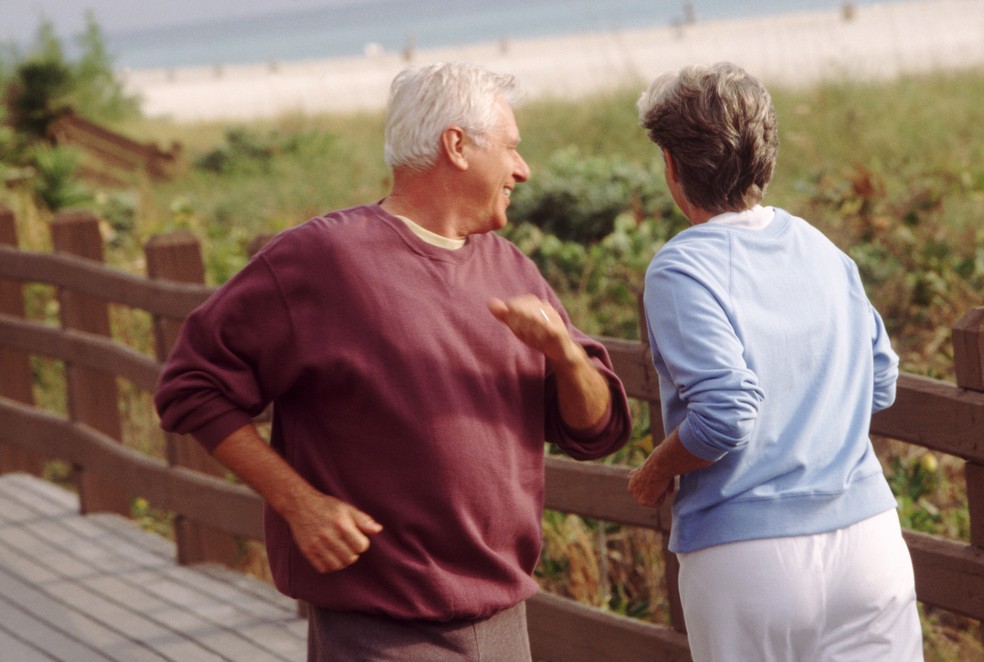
[
  {"left": 442, "top": 126, "right": 469, "bottom": 170},
  {"left": 663, "top": 149, "right": 677, "bottom": 182}
]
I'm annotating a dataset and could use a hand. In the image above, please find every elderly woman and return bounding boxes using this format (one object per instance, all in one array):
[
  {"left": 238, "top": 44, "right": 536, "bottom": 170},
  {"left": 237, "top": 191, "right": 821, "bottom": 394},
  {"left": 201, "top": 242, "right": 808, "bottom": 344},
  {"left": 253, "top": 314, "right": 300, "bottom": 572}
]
[{"left": 628, "top": 62, "right": 923, "bottom": 661}]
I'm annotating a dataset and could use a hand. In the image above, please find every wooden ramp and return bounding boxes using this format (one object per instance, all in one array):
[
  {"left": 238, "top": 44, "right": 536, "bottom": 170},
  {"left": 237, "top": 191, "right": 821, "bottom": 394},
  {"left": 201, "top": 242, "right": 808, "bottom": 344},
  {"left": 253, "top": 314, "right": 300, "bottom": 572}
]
[{"left": 0, "top": 473, "right": 306, "bottom": 661}]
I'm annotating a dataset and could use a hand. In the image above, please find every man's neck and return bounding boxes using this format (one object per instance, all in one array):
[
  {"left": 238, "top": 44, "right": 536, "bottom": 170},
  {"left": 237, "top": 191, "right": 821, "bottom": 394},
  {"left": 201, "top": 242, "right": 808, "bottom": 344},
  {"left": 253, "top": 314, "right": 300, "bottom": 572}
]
[
  {"left": 392, "top": 214, "right": 466, "bottom": 250},
  {"left": 381, "top": 189, "right": 474, "bottom": 240}
]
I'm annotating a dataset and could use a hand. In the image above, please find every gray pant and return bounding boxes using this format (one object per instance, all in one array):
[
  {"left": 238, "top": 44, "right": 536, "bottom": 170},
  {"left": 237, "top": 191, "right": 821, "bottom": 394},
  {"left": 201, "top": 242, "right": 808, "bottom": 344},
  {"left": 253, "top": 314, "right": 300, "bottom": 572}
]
[{"left": 307, "top": 602, "right": 532, "bottom": 661}]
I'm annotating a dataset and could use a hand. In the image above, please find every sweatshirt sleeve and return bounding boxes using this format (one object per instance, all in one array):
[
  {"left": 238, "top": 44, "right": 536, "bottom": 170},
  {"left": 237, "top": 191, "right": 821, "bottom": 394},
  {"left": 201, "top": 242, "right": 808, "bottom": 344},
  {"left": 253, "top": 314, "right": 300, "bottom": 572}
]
[
  {"left": 644, "top": 247, "right": 765, "bottom": 463},
  {"left": 869, "top": 303, "right": 899, "bottom": 412},
  {"left": 546, "top": 339, "right": 632, "bottom": 460},
  {"left": 154, "top": 255, "right": 298, "bottom": 452},
  {"left": 542, "top": 295, "right": 632, "bottom": 461}
]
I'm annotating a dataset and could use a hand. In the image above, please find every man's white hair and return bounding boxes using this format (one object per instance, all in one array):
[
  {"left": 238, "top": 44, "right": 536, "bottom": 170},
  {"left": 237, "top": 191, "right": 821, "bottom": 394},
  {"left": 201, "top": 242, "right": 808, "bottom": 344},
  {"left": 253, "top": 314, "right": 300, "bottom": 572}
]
[{"left": 384, "top": 61, "right": 523, "bottom": 171}]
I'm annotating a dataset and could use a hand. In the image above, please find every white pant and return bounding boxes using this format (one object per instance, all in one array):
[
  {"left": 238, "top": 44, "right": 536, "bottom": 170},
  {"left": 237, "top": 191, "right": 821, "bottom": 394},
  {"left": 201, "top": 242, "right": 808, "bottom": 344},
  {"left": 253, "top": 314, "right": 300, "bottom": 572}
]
[{"left": 678, "top": 509, "right": 923, "bottom": 661}]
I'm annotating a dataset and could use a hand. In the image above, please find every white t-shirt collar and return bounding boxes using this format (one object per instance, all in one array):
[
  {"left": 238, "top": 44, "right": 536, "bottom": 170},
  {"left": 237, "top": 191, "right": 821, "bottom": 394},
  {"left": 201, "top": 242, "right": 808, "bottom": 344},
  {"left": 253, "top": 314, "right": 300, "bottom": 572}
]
[
  {"left": 706, "top": 205, "right": 775, "bottom": 230},
  {"left": 395, "top": 215, "right": 466, "bottom": 250}
]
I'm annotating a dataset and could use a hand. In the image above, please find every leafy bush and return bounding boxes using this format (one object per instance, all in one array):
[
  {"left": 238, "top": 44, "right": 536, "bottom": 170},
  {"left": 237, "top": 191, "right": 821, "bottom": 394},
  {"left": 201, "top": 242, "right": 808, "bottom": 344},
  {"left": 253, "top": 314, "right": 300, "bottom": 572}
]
[
  {"left": 195, "top": 127, "right": 280, "bottom": 174},
  {"left": 195, "top": 125, "right": 341, "bottom": 176},
  {"left": 5, "top": 55, "right": 73, "bottom": 141},
  {"left": 509, "top": 146, "right": 673, "bottom": 244},
  {"left": 798, "top": 162, "right": 984, "bottom": 380},
  {"left": 31, "top": 145, "right": 92, "bottom": 211},
  {"left": 503, "top": 151, "right": 688, "bottom": 337},
  {"left": 95, "top": 189, "right": 139, "bottom": 250},
  {"left": 888, "top": 451, "right": 969, "bottom": 541},
  {"left": 1, "top": 15, "right": 139, "bottom": 131},
  {"left": 1, "top": 13, "right": 140, "bottom": 188}
]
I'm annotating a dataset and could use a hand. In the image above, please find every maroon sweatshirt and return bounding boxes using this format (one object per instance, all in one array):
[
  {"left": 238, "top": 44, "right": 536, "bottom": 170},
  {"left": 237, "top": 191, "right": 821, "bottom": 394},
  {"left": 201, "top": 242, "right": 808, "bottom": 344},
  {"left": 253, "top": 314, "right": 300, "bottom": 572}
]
[{"left": 155, "top": 205, "right": 631, "bottom": 620}]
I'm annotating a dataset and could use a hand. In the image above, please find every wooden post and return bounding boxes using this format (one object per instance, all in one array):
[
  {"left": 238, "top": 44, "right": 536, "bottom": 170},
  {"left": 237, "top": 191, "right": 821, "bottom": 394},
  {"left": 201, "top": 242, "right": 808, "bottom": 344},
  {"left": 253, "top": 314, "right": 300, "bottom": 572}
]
[
  {"left": 49, "top": 211, "right": 129, "bottom": 515},
  {"left": 952, "top": 307, "right": 984, "bottom": 548},
  {"left": 952, "top": 307, "right": 984, "bottom": 394},
  {"left": 951, "top": 307, "right": 984, "bottom": 642},
  {"left": 637, "top": 295, "right": 686, "bottom": 633},
  {"left": 0, "top": 206, "right": 44, "bottom": 475},
  {"left": 145, "top": 231, "right": 239, "bottom": 567}
]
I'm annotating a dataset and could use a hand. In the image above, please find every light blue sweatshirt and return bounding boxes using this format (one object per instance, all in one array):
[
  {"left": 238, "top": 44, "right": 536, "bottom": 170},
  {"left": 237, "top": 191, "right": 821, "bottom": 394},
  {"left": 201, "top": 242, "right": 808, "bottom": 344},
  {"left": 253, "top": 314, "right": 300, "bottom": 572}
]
[{"left": 644, "top": 207, "right": 899, "bottom": 554}]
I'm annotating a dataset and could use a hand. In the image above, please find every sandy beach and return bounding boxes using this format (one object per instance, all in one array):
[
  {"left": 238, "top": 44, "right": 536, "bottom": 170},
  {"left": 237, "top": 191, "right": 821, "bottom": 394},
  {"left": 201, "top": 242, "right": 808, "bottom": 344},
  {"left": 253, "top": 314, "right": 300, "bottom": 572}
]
[{"left": 122, "top": 0, "right": 984, "bottom": 122}]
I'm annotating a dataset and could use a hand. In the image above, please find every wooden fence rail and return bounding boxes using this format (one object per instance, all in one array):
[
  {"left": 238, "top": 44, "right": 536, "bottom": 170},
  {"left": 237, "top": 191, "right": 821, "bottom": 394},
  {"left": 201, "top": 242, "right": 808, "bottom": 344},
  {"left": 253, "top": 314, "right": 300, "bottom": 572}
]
[
  {"left": 1, "top": 206, "right": 982, "bottom": 660},
  {"left": 49, "top": 109, "right": 183, "bottom": 185}
]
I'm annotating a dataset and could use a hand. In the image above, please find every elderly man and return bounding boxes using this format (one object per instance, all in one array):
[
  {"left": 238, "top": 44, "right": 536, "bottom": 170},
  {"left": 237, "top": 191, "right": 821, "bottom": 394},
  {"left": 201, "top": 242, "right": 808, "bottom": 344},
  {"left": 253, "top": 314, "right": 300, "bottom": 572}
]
[{"left": 155, "top": 61, "right": 631, "bottom": 661}]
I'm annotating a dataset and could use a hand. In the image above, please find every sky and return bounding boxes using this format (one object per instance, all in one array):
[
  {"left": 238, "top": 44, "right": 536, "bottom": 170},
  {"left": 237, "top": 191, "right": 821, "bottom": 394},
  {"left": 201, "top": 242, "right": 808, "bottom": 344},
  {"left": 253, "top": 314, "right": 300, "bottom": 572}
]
[{"left": 0, "top": 0, "right": 350, "bottom": 44}]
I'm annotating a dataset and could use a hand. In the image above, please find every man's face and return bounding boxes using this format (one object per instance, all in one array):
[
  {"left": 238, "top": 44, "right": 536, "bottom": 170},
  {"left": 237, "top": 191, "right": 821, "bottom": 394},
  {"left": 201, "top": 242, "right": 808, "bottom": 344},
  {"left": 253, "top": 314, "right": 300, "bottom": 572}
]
[{"left": 461, "top": 97, "right": 531, "bottom": 234}]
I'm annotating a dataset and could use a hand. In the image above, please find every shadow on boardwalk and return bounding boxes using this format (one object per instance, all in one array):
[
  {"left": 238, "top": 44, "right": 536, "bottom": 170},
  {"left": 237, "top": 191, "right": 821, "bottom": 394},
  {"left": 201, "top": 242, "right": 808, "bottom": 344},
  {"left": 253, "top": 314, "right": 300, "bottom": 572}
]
[{"left": 0, "top": 473, "right": 306, "bottom": 662}]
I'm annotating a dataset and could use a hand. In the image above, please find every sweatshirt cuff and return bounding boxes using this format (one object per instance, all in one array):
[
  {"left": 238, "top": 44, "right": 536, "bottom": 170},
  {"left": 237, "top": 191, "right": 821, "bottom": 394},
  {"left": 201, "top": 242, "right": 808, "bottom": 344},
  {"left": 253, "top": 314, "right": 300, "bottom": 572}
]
[
  {"left": 678, "top": 418, "right": 728, "bottom": 463},
  {"left": 560, "top": 400, "right": 614, "bottom": 441},
  {"left": 190, "top": 410, "right": 256, "bottom": 453}
]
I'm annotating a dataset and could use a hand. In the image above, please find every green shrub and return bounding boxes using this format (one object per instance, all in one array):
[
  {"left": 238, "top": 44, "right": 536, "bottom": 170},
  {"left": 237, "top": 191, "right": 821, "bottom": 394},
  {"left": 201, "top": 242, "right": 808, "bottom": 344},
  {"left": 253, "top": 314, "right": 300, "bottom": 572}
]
[
  {"left": 31, "top": 145, "right": 91, "bottom": 211},
  {"left": 2, "top": 15, "right": 140, "bottom": 156},
  {"left": 195, "top": 127, "right": 280, "bottom": 174},
  {"left": 509, "top": 146, "right": 672, "bottom": 244},
  {"left": 6, "top": 55, "right": 73, "bottom": 140},
  {"left": 888, "top": 452, "right": 969, "bottom": 541}
]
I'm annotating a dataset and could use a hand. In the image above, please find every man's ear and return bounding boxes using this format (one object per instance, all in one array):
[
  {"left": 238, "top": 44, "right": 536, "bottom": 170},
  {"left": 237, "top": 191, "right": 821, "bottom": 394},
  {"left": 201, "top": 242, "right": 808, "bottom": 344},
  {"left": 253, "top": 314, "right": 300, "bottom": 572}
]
[{"left": 442, "top": 126, "right": 469, "bottom": 170}]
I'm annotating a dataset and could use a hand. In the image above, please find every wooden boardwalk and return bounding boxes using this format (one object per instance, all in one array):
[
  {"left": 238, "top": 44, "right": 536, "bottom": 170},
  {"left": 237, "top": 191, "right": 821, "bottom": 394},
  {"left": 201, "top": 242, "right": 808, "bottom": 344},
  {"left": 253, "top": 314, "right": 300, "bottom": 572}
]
[{"left": 0, "top": 473, "right": 307, "bottom": 661}]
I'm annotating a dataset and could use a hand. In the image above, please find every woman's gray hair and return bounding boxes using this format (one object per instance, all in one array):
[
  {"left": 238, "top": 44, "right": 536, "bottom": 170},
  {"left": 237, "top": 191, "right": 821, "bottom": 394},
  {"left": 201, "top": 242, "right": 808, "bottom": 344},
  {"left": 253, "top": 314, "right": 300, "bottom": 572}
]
[
  {"left": 384, "top": 62, "right": 523, "bottom": 171},
  {"left": 637, "top": 62, "right": 779, "bottom": 213}
]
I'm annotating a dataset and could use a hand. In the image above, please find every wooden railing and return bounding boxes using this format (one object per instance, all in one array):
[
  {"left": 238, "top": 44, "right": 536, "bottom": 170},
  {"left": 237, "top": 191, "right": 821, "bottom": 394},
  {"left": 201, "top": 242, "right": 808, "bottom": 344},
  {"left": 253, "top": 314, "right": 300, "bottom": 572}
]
[
  {"left": 1, "top": 207, "right": 982, "bottom": 660},
  {"left": 49, "top": 109, "right": 183, "bottom": 185}
]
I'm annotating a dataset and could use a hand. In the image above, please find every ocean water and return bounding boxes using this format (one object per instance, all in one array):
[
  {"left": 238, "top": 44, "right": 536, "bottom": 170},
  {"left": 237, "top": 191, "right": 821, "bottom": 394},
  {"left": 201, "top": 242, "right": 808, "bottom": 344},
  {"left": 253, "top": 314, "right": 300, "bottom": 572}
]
[{"left": 106, "top": 0, "right": 913, "bottom": 70}]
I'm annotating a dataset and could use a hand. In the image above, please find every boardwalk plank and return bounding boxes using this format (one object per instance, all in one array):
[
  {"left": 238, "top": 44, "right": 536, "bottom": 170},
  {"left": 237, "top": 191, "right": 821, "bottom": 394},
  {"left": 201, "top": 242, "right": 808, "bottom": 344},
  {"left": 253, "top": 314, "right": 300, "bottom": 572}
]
[
  {"left": 44, "top": 580, "right": 225, "bottom": 661},
  {"left": 0, "top": 490, "right": 36, "bottom": 524},
  {"left": 0, "top": 629, "right": 57, "bottom": 662},
  {"left": 0, "top": 473, "right": 77, "bottom": 515},
  {"left": 0, "top": 473, "right": 306, "bottom": 661},
  {"left": 130, "top": 568, "right": 306, "bottom": 660},
  {"left": 0, "top": 565, "right": 164, "bottom": 661},
  {"left": 32, "top": 515, "right": 170, "bottom": 572},
  {"left": 81, "top": 574, "right": 285, "bottom": 662},
  {"left": 85, "top": 512, "right": 177, "bottom": 557},
  {"left": 0, "top": 592, "right": 110, "bottom": 662},
  {"left": 0, "top": 535, "right": 61, "bottom": 585}
]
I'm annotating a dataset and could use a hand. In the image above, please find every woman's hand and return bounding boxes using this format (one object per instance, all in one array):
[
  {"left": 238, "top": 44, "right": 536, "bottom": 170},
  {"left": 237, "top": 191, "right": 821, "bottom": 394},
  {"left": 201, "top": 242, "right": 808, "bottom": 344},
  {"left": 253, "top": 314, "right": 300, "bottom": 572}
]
[{"left": 628, "top": 459, "right": 675, "bottom": 508}]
